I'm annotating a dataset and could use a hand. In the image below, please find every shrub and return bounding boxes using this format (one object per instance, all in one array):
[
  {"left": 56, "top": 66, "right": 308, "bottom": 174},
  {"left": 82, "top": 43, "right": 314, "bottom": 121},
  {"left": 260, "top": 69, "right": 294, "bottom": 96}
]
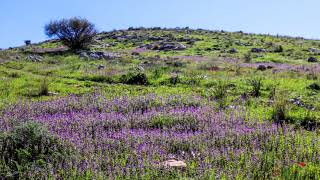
[
  {"left": 307, "top": 82, "right": 320, "bottom": 91},
  {"left": 272, "top": 45, "right": 284, "bottom": 53},
  {"left": 152, "top": 67, "right": 165, "bottom": 79},
  {"left": 166, "top": 61, "right": 185, "bottom": 68},
  {"left": 168, "top": 74, "right": 180, "bottom": 86},
  {"left": 306, "top": 68, "right": 318, "bottom": 80},
  {"left": 39, "top": 77, "right": 49, "bottom": 96},
  {"left": 7, "top": 71, "right": 20, "bottom": 78},
  {"left": 243, "top": 52, "right": 252, "bottom": 63},
  {"left": 266, "top": 82, "right": 279, "bottom": 100},
  {"left": 197, "top": 62, "right": 220, "bottom": 71},
  {"left": 45, "top": 17, "right": 97, "bottom": 50},
  {"left": 79, "top": 75, "right": 113, "bottom": 83},
  {"left": 209, "top": 80, "right": 229, "bottom": 108},
  {"left": 0, "top": 122, "right": 75, "bottom": 178},
  {"left": 120, "top": 68, "right": 148, "bottom": 85},
  {"left": 271, "top": 94, "right": 288, "bottom": 125},
  {"left": 247, "top": 76, "right": 263, "bottom": 97}
]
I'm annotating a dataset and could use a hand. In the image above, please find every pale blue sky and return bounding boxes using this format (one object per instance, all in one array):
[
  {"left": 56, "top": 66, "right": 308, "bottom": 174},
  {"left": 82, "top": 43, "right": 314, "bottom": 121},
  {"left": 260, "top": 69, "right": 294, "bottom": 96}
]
[{"left": 1, "top": 0, "right": 320, "bottom": 48}]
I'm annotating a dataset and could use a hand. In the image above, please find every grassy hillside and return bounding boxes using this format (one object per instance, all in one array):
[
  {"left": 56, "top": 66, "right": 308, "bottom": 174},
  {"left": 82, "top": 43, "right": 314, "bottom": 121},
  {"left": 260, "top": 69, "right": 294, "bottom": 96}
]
[{"left": 1, "top": 28, "right": 320, "bottom": 179}]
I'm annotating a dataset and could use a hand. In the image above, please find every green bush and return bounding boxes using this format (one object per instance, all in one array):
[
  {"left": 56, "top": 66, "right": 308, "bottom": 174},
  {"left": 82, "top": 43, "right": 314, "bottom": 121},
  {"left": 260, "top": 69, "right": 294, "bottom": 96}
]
[
  {"left": 0, "top": 122, "right": 75, "bottom": 178},
  {"left": 120, "top": 68, "right": 148, "bottom": 85},
  {"left": 39, "top": 77, "right": 49, "bottom": 96},
  {"left": 79, "top": 75, "right": 113, "bottom": 83},
  {"left": 271, "top": 94, "right": 288, "bottom": 125},
  {"left": 243, "top": 52, "right": 252, "bottom": 63},
  {"left": 168, "top": 74, "right": 180, "bottom": 86},
  {"left": 247, "top": 76, "right": 263, "bottom": 97},
  {"left": 209, "top": 80, "right": 230, "bottom": 108}
]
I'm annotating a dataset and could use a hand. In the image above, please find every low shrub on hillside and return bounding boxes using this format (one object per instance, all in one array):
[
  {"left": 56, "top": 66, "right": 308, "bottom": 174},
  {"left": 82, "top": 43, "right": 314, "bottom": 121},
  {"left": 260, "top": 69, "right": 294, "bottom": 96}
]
[
  {"left": 120, "top": 67, "right": 149, "bottom": 85},
  {"left": 271, "top": 93, "right": 289, "bottom": 125},
  {"left": 78, "top": 75, "right": 114, "bottom": 83},
  {"left": 243, "top": 52, "right": 252, "bottom": 63},
  {"left": 247, "top": 76, "right": 263, "bottom": 97},
  {"left": 0, "top": 122, "right": 75, "bottom": 178},
  {"left": 39, "top": 77, "right": 49, "bottom": 96},
  {"left": 208, "top": 80, "right": 230, "bottom": 108}
]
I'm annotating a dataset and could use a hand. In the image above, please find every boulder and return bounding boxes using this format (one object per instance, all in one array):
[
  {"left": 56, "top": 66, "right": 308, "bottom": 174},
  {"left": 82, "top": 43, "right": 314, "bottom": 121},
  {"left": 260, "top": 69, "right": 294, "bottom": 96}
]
[
  {"left": 98, "top": 65, "right": 105, "bottom": 70},
  {"left": 257, "top": 65, "right": 267, "bottom": 71},
  {"left": 89, "top": 53, "right": 101, "bottom": 60},
  {"left": 251, "top": 48, "right": 266, "bottom": 53},
  {"left": 229, "top": 48, "right": 238, "bottom": 54},
  {"left": 27, "top": 54, "right": 42, "bottom": 62},
  {"left": 131, "top": 52, "right": 140, "bottom": 56},
  {"left": 163, "top": 160, "right": 187, "bottom": 168},
  {"left": 101, "top": 52, "right": 121, "bottom": 59},
  {"left": 79, "top": 51, "right": 121, "bottom": 60},
  {"left": 48, "top": 92, "right": 59, "bottom": 96},
  {"left": 308, "top": 57, "right": 318, "bottom": 63},
  {"left": 147, "top": 36, "right": 164, "bottom": 41},
  {"left": 79, "top": 52, "right": 89, "bottom": 59},
  {"left": 143, "top": 42, "right": 186, "bottom": 51},
  {"left": 309, "top": 48, "right": 320, "bottom": 54}
]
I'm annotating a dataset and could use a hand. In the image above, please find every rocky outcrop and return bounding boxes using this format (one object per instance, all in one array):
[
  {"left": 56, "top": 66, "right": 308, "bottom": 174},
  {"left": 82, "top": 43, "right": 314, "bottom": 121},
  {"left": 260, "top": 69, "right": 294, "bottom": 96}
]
[
  {"left": 251, "top": 48, "right": 267, "bottom": 53},
  {"left": 79, "top": 51, "right": 121, "bottom": 60},
  {"left": 27, "top": 54, "right": 43, "bottom": 62},
  {"left": 141, "top": 42, "right": 186, "bottom": 51}
]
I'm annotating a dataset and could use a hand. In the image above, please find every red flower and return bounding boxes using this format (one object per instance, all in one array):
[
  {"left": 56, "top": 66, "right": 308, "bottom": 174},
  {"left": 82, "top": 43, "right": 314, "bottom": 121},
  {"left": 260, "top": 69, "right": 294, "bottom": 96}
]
[{"left": 298, "top": 162, "right": 306, "bottom": 167}]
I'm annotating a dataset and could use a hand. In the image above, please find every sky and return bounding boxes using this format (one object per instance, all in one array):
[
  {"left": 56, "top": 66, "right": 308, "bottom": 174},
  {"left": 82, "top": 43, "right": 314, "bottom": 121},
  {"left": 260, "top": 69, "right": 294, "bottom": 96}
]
[{"left": 1, "top": 0, "right": 320, "bottom": 48}]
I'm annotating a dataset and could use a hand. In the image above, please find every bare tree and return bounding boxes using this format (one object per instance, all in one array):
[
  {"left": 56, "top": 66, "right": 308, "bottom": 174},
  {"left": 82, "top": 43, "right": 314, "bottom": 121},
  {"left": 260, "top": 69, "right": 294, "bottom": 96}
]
[{"left": 45, "top": 17, "right": 97, "bottom": 50}]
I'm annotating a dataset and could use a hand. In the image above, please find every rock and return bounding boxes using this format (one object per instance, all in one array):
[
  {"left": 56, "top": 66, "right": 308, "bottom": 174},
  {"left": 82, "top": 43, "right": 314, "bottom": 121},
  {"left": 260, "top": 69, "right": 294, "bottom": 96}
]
[
  {"left": 27, "top": 54, "right": 42, "bottom": 62},
  {"left": 308, "top": 57, "right": 318, "bottom": 63},
  {"left": 79, "top": 52, "right": 89, "bottom": 59},
  {"left": 131, "top": 52, "right": 140, "bottom": 56},
  {"left": 79, "top": 51, "right": 121, "bottom": 60},
  {"left": 98, "top": 65, "right": 105, "bottom": 70},
  {"left": 251, "top": 48, "right": 266, "bottom": 53},
  {"left": 101, "top": 52, "right": 121, "bottom": 60},
  {"left": 309, "top": 48, "right": 320, "bottom": 54},
  {"left": 163, "top": 160, "right": 187, "bottom": 168},
  {"left": 142, "top": 42, "right": 187, "bottom": 51},
  {"left": 147, "top": 36, "right": 164, "bottom": 41},
  {"left": 257, "top": 65, "right": 267, "bottom": 71},
  {"left": 290, "top": 97, "right": 303, "bottom": 106},
  {"left": 48, "top": 92, "right": 59, "bottom": 96},
  {"left": 229, "top": 48, "right": 238, "bottom": 54},
  {"left": 89, "top": 53, "right": 101, "bottom": 60}
]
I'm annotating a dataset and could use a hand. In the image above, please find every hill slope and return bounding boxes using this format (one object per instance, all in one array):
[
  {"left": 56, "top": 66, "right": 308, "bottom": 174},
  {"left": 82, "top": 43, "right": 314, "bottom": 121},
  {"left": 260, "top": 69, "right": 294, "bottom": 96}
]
[{"left": 1, "top": 28, "right": 320, "bottom": 178}]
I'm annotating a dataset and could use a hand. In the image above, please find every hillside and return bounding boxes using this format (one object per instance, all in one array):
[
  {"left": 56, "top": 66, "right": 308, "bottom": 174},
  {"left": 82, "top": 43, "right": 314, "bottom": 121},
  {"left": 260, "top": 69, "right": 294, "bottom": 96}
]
[
  {"left": 1, "top": 28, "right": 320, "bottom": 178},
  {"left": 1, "top": 28, "right": 320, "bottom": 113}
]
